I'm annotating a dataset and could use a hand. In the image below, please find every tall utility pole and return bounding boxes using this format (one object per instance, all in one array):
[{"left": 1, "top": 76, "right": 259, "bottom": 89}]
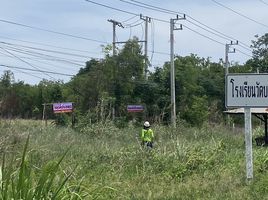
[
  {"left": 140, "top": 15, "right": 151, "bottom": 79},
  {"left": 108, "top": 19, "right": 124, "bottom": 56},
  {"left": 108, "top": 19, "right": 123, "bottom": 120},
  {"left": 170, "top": 14, "right": 185, "bottom": 128},
  {"left": 225, "top": 41, "right": 238, "bottom": 75}
]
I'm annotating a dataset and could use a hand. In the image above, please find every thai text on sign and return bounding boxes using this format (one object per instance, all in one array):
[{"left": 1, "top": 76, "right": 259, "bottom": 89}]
[
  {"left": 226, "top": 74, "right": 268, "bottom": 107},
  {"left": 53, "top": 102, "right": 73, "bottom": 113},
  {"left": 127, "top": 105, "right": 144, "bottom": 112}
]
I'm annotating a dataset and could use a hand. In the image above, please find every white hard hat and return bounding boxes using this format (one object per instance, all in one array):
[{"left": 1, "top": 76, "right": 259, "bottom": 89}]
[{"left": 144, "top": 121, "right": 150, "bottom": 127}]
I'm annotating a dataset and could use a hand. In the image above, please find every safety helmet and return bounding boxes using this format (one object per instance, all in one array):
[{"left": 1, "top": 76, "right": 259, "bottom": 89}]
[{"left": 144, "top": 121, "right": 150, "bottom": 127}]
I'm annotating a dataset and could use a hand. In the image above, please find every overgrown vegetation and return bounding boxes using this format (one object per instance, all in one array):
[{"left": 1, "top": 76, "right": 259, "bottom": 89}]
[
  {"left": 0, "top": 33, "right": 267, "bottom": 126},
  {"left": 1, "top": 120, "right": 268, "bottom": 199}
]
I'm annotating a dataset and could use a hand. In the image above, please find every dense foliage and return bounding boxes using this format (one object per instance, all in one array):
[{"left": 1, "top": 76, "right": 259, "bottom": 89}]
[{"left": 0, "top": 34, "right": 267, "bottom": 126}]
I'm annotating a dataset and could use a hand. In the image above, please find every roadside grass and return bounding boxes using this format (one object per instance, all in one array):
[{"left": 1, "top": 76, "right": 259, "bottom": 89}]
[{"left": 1, "top": 119, "right": 268, "bottom": 199}]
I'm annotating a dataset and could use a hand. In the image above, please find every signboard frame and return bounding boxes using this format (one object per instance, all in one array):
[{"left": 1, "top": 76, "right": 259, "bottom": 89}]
[
  {"left": 127, "top": 105, "right": 144, "bottom": 112},
  {"left": 53, "top": 102, "right": 73, "bottom": 113},
  {"left": 226, "top": 73, "right": 268, "bottom": 108}
]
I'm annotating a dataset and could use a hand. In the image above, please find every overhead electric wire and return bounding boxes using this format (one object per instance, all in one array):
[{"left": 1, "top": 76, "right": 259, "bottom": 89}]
[
  {"left": 0, "top": 53, "right": 44, "bottom": 79},
  {"left": 0, "top": 64, "right": 74, "bottom": 77},
  {"left": 0, "top": 41, "right": 93, "bottom": 59},
  {"left": 18, "top": 56, "right": 79, "bottom": 73},
  {"left": 84, "top": 0, "right": 225, "bottom": 47},
  {"left": 149, "top": 50, "right": 169, "bottom": 56},
  {"left": 123, "top": 19, "right": 143, "bottom": 27},
  {"left": 1, "top": 47, "right": 84, "bottom": 67},
  {"left": 149, "top": 19, "right": 155, "bottom": 64},
  {"left": 0, "top": 19, "right": 108, "bottom": 44},
  {"left": 119, "top": 0, "right": 181, "bottom": 16},
  {"left": 235, "top": 49, "right": 252, "bottom": 58},
  {"left": 183, "top": 25, "right": 225, "bottom": 46},
  {"left": 0, "top": 46, "right": 55, "bottom": 79},
  {"left": 84, "top": 0, "right": 253, "bottom": 63},
  {"left": 85, "top": 0, "right": 139, "bottom": 16},
  {"left": 121, "top": 15, "right": 138, "bottom": 23},
  {"left": 185, "top": 15, "right": 251, "bottom": 51},
  {"left": 0, "top": 35, "right": 103, "bottom": 55},
  {"left": 121, "top": 0, "right": 252, "bottom": 51},
  {"left": 211, "top": 0, "right": 268, "bottom": 29},
  {"left": 258, "top": 0, "right": 268, "bottom": 6},
  {"left": 1, "top": 45, "right": 86, "bottom": 66},
  {"left": 129, "top": 0, "right": 184, "bottom": 15}
]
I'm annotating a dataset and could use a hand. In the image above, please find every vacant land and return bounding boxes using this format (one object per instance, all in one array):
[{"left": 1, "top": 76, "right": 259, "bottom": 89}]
[{"left": 1, "top": 119, "right": 268, "bottom": 199}]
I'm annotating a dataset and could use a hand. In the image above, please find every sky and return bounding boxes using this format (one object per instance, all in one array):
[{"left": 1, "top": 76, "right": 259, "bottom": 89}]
[{"left": 0, "top": 0, "right": 267, "bottom": 85}]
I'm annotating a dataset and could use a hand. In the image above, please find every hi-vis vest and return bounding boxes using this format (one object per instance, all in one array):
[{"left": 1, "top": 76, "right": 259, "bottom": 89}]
[{"left": 141, "top": 128, "right": 154, "bottom": 142}]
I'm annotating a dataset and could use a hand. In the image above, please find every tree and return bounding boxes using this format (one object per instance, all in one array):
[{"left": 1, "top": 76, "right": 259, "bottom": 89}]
[{"left": 247, "top": 33, "right": 268, "bottom": 72}]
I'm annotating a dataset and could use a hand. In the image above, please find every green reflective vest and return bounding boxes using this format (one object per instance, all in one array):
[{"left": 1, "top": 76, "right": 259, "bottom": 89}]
[{"left": 141, "top": 128, "right": 154, "bottom": 142}]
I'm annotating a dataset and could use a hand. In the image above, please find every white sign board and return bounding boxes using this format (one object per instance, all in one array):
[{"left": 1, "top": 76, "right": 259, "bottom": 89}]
[{"left": 226, "top": 74, "right": 268, "bottom": 108}]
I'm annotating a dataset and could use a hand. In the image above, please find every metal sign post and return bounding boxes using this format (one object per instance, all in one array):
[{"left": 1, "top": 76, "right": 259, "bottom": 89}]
[
  {"left": 225, "top": 73, "right": 268, "bottom": 180},
  {"left": 244, "top": 107, "right": 253, "bottom": 179}
]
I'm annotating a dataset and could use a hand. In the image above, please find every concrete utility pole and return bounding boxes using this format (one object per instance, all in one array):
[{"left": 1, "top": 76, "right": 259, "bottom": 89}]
[
  {"left": 170, "top": 14, "right": 185, "bottom": 128},
  {"left": 140, "top": 15, "right": 151, "bottom": 79},
  {"left": 108, "top": 19, "right": 124, "bottom": 56},
  {"left": 108, "top": 19, "right": 123, "bottom": 120},
  {"left": 225, "top": 41, "right": 238, "bottom": 75}
]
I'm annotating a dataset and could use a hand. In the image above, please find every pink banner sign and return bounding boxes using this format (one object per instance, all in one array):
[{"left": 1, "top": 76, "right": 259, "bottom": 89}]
[
  {"left": 127, "top": 105, "right": 144, "bottom": 112},
  {"left": 53, "top": 102, "right": 73, "bottom": 113}
]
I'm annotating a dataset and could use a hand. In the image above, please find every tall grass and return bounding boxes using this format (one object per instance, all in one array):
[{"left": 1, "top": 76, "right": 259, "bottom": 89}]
[
  {"left": 0, "top": 132, "right": 81, "bottom": 199},
  {"left": 1, "top": 119, "right": 268, "bottom": 199}
]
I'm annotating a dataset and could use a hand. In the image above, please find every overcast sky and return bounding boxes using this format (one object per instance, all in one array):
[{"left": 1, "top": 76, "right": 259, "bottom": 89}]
[{"left": 0, "top": 0, "right": 267, "bottom": 84}]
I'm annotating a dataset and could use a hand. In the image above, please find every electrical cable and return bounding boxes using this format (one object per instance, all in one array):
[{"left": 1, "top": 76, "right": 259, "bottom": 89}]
[
  {"left": 0, "top": 64, "right": 74, "bottom": 77},
  {"left": 0, "top": 45, "right": 86, "bottom": 66},
  {"left": 85, "top": 0, "right": 139, "bottom": 16},
  {"left": 0, "top": 47, "right": 55, "bottom": 79},
  {"left": 258, "top": 0, "right": 268, "bottom": 6},
  {"left": 0, "top": 19, "right": 109, "bottom": 44},
  {"left": 211, "top": 0, "right": 268, "bottom": 29},
  {"left": 121, "top": 15, "right": 138, "bottom": 23},
  {"left": 149, "top": 19, "right": 155, "bottom": 65},
  {"left": 0, "top": 35, "right": 103, "bottom": 55},
  {"left": 235, "top": 49, "right": 252, "bottom": 58},
  {"left": 122, "top": 0, "right": 252, "bottom": 51},
  {"left": 0, "top": 41, "right": 93, "bottom": 59}
]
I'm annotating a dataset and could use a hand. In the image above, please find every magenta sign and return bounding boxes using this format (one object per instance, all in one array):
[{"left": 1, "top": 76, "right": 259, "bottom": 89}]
[
  {"left": 127, "top": 105, "right": 144, "bottom": 112},
  {"left": 53, "top": 102, "right": 73, "bottom": 113}
]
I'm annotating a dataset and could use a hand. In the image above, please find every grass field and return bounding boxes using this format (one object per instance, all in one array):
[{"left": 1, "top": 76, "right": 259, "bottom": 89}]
[{"left": 1, "top": 119, "right": 268, "bottom": 199}]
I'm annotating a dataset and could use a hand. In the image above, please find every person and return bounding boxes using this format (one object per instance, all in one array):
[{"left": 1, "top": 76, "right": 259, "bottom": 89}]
[{"left": 141, "top": 121, "right": 154, "bottom": 148}]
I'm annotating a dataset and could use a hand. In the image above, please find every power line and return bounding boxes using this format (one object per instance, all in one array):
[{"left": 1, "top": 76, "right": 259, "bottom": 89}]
[
  {"left": 0, "top": 46, "right": 55, "bottom": 79},
  {"left": 0, "top": 53, "right": 44, "bottom": 79},
  {"left": 0, "top": 35, "right": 103, "bottom": 55},
  {"left": 211, "top": 0, "right": 268, "bottom": 29},
  {"left": 235, "top": 49, "right": 252, "bottom": 58},
  {"left": 121, "top": 0, "right": 252, "bottom": 51},
  {"left": 185, "top": 15, "right": 251, "bottom": 51},
  {"left": 85, "top": 0, "right": 139, "bottom": 16},
  {"left": 258, "top": 0, "right": 268, "bottom": 6},
  {"left": 129, "top": 0, "right": 184, "bottom": 15},
  {"left": 123, "top": 20, "right": 143, "bottom": 28},
  {"left": 0, "top": 64, "right": 74, "bottom": 77},
  {"left": 0, "top": 18, "right": 108, "bottom": 44},
  {"left": 0, "top": 45, "right": 86, "bottom": 66},
  {"left": 119, "top": 0, "right": 180, "bottom": 16},
  {"left": 84, "top": 0, "right": 224, "bottom": 47},
  {"left": 183, "top": 25, "right": 225, "bottom": 46},
  {"left": 84, "top": 0, "right": 253, "bottom": 61},
  {"left": 121, "top": 15, "right": 138, "bottom": 23},
  {"left": 0, "top": 41, "right": 92, "bottom": 59}
]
